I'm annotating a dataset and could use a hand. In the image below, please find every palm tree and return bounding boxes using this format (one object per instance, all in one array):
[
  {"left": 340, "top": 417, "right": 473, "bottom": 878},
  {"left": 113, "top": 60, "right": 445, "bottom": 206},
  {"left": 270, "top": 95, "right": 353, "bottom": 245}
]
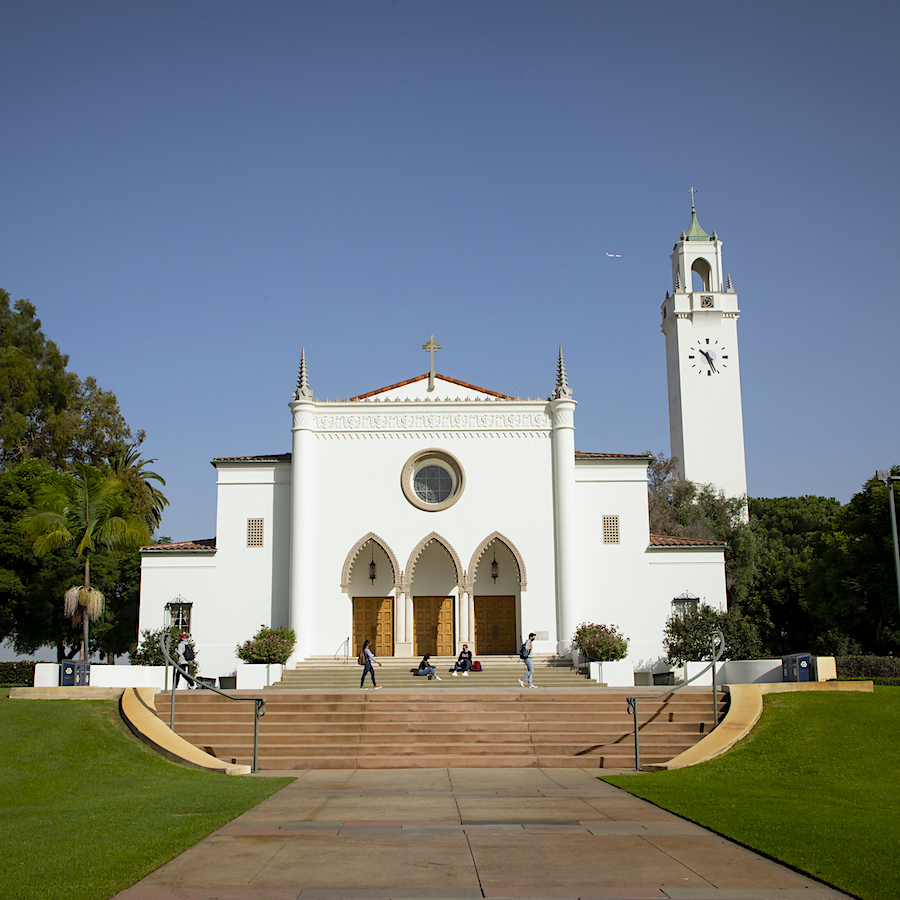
[
  {"left": 22, "top": 464, "right": 151, "bottom": 661},
  {"left": 110, "top": 445, "right": 169, "bottom": 532}
]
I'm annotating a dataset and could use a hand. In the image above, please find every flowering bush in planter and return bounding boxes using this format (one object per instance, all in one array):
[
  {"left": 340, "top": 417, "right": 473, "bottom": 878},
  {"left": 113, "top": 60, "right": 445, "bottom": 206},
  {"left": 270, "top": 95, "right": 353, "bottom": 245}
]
[
  {"left": 573, "top": 622, "right": 629, "bottom": 662},
  {"left": 236, "top": 625, "right": 296, "bottom": 665}
]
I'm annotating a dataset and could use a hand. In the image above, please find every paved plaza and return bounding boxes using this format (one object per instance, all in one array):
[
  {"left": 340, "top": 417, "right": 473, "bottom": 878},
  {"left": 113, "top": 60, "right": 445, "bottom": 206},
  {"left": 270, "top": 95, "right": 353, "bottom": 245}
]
[{"left": 114, "top": 768, "right": 851, "bottom": 900}]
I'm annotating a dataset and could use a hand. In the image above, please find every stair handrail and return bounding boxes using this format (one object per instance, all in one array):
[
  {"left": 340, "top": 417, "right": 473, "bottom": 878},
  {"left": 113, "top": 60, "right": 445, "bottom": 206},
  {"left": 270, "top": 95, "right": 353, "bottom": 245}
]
[
  {"left": 626, "top": 630, "right": 725, "bottom": 771},
  {"left": 334, "top": 636, "right": 350, "bottom": 664},
  {"left": 161, "top": 632, "right": 266, "bottom": 772}
]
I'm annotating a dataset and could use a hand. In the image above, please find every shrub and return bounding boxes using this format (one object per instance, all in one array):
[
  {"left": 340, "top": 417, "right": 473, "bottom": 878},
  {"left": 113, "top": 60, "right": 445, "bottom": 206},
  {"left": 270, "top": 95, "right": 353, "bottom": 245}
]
[
  {"left": 236, "top": 625, "right": 296, "bottom": 665},
  {"left": 662, "top": 603, "right": 762, "bottom": 665},
  {"left": 0, "top": 661, "right": 37, "bottom": 686},
  {"left": 836, "top": 656, "right": 900, "bottom": 679},
  {"left": 573, "top": 622, "right": 629, "bottom": 662},
  {"left": 131, "top": 626, "right": 197, "bottom": 676}
]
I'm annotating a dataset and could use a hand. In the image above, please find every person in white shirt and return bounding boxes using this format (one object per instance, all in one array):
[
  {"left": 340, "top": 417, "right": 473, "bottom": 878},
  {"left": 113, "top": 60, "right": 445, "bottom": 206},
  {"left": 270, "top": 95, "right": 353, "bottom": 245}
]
[
  {"left": 360, "top": 639, "right": 382, "bottom": 689},
  {"left": 518, "top": 632, "right": 536, "bottom": 688}
]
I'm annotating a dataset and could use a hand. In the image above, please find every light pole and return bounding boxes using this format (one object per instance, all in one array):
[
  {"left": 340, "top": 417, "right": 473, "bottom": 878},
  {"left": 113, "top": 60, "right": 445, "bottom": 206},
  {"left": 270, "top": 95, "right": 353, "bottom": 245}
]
[{"left": 875, "top": 470, "right": 900, "bottom": 618}]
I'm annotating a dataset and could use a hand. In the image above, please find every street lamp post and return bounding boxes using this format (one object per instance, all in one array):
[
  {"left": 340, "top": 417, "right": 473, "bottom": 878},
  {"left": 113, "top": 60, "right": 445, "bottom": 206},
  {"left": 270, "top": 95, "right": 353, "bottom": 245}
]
[{"left": 875, "top": 470, "right": 900, "bottom": 618}]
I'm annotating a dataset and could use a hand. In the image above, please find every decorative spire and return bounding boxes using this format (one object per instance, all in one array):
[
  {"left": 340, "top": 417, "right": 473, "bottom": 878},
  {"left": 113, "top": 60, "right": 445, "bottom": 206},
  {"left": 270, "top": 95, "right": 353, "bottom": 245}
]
[
  {"left": 294, "top": 348, "right": 313, "bottom": 400},
  {"left": 726, "top": 273, "right": 733, "bottom": 291},
  {"left": 552, "top": 346, "right": 573, "bottom": 400},
  {"left": 684, "top": 185, "right": 710, "bottom": 241}
]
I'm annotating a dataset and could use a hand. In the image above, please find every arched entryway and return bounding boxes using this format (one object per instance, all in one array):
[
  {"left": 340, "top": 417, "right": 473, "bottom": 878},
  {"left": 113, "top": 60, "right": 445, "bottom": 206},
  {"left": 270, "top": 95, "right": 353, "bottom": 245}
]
[
  {"left": 342, "top": 534, "right": 400, "bottom": 657},
  {"left": 467, "top": 534, "right": 527, "bottom": 656},
  {"left": 405, "top": 533, "right": 462, "bottom": 657}
]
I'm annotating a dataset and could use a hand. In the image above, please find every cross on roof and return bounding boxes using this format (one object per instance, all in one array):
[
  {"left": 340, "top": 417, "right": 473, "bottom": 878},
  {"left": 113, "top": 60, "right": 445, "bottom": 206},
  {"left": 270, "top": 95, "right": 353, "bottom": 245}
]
[
  {"left": 422, "top": 333, "right": 441, "bottom": 392},
  {"left": 688, "top": 185, "right": 698, "bottom": 211}
]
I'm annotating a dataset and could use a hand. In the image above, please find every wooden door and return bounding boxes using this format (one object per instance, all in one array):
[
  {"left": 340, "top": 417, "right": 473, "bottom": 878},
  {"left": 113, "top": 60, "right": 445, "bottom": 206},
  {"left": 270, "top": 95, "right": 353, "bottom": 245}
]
[
  {"left": 473, "top": 596, "right": 516, "bottom": 655},
  {"left": 414, "top": 597, "right": 454, "bottom": 656},
  {"left": 353, "top": 597, "right": 393, "bottom": 657}
]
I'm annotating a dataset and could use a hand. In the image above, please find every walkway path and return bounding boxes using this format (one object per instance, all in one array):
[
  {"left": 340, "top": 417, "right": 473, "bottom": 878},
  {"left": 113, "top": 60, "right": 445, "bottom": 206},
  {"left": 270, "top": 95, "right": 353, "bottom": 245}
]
[{"left": 115, "top": 767, "right": 851, "bottom": 900}]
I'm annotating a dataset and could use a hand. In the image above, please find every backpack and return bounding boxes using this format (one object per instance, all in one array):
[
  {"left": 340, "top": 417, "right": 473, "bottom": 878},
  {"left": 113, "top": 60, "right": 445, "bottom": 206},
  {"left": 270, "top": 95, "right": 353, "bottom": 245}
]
[
  {"left": 472, "top": 660, "right": 482, "bottom": 672},
  {"left": 519, "top": 642, "right": 528, "bottom": 660},
  {"left": 183, "top": 645, "right": 195, "bottom": 662},
  {"left": 358, "top": 650, "right": 365, "bottom": 665}
]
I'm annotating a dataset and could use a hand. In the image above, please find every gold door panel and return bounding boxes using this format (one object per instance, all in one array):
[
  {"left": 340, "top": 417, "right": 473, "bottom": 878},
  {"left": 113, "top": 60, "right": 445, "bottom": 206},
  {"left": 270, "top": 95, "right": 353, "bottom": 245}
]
[
  {"left": 413, "top": 596, "right": 454, "bottom": 657},
  {"left": 353, "top": 597, "right": 393, "bottom": 657},
  {"left": 473, "top": 596, "right": 516, "bottom": 655}
]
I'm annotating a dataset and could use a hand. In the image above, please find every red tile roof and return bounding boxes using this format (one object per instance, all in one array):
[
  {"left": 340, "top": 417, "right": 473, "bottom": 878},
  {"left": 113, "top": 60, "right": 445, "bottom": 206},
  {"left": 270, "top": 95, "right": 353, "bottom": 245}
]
[
  {"left": 575, "top": 452, "right": 652, "bottom": 459},
  {"left": 141, "top": 538, "right": 217, "bottom": 552},
  {"left": 212, "top": 453, "right": 291, "bottom": 463},
  {"left": 348, "top": 373, "right": 516, "bottom": 401},
  {"left": 649, "top": 534, "right": 726, "bottom": 547}
]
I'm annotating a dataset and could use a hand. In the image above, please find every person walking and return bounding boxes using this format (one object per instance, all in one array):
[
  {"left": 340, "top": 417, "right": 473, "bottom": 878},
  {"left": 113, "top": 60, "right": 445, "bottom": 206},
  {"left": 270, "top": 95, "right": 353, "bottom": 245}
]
[
  {"left": 360, "top": 639, "right": 382, "bottom": 689},
  {"left": 518, "top": 632, "right": 536, "bottom": 688},
  {"left": 173, "top": 633, "right": 194, "bottom": 690}
]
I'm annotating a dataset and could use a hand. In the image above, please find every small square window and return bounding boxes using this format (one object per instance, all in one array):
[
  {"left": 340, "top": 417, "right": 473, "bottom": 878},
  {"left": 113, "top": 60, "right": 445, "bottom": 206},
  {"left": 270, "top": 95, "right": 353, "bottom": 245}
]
[
  {"left": 602, "top": 515, "right": 620, "bottom": 544},
  {"left": 168, "top": 603, "right": 191, "bottom": 632},
  {"left": 672, "top": 598, "right": 699, "bottom": 618},
  {"left": 247, "top": 518, "right": 264, "bottom": 547}
]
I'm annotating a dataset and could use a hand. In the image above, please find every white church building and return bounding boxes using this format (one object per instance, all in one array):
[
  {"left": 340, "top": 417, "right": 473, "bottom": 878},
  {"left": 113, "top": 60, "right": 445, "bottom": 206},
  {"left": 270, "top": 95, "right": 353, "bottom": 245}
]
[{"left": 139, "top": 203, "right": 746, "bottom": 680}]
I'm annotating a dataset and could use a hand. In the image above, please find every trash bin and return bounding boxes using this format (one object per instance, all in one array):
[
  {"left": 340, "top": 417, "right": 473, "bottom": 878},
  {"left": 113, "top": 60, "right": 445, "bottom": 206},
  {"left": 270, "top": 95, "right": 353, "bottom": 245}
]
[
  {"left": 782, "top": 653, "right": 814, "bottom": 683},
  {"left": 60, "top": 661, "right": 90, "bottom": 686},
  {"left": 218, "top": 676, "right": 237, "bottom": 690},
  {"left": 652, "top": 671, "right": 675, "bottom": 686}
]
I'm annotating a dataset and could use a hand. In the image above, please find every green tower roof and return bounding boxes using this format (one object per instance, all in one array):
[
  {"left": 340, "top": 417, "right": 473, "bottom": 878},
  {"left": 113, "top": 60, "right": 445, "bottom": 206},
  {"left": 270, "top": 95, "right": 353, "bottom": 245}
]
[{"left": 684, "top": 185, "right": 711, "bottom": 241}]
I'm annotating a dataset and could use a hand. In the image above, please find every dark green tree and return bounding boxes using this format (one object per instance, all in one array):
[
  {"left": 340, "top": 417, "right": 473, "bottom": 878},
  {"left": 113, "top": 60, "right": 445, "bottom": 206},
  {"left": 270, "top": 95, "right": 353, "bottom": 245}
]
[
  {"left": 0, "top": 459, "right": 85, "bottom": 659},
  {"left": 647, "top": 452, "right": 757, "bottom": 609},
  {"left": 804, "top": 470, "right": 900, "bottom": 656},
  {"left": 662, "top": 602, "right": 762, "bottom": 665},
  {"left": 22, "top": 465, "right": 151, "bottom": 660},
  {"left": 109, "top": 446, "right": 169, "bottom": 532},
  {"left": 746, "top": 495, "right": 841, "bottom": 655},
  {"left": 0, "top": 289, "right": 139, "bottom": 470}
]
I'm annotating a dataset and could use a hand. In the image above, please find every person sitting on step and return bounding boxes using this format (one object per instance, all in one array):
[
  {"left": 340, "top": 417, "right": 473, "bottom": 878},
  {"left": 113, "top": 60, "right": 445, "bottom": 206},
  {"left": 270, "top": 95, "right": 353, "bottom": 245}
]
[
  {"left": 451, "top": 644, "right": 473, "bottom": 676},
  {"left": 414, "top": 653, "right": 441, "bottom": 680}
]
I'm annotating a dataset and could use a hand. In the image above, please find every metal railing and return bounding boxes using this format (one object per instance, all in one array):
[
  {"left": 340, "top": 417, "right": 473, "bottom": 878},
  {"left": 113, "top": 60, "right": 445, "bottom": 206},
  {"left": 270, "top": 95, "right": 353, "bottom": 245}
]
[
  {"left": 161, "top": 633, "right": 266, "bottom": 772},
  {"left": 626, "top": 631, "right": 725, "bottom": 771},
  {"left": 334, "top": 636, "right": 350, "bottom": 664}
]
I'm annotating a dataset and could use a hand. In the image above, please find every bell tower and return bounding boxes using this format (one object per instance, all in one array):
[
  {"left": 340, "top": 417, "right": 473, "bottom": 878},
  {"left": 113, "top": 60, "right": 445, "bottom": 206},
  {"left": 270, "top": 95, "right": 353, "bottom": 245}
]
[{"left": 660, "top": 190, "right": 748, "bottom": 502}]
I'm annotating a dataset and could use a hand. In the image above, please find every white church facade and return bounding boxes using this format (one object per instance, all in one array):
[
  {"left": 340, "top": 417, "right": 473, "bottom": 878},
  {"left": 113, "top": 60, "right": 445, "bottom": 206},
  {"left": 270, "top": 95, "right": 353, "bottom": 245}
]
[{"left": 139, "top": 205, "right": 744, "bottom": 681}]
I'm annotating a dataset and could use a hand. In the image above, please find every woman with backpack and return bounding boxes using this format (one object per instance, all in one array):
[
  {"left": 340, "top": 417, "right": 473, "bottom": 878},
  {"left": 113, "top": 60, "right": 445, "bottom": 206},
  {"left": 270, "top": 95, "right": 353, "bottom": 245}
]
[
  {"left": 359, "top": 639, "right": 382, "bottom": 689},
  {"left": 518, "top": 632, "right": 536, "bottom": 688},
  {"left": 174, "top": 633, "right": 195, "bottom": 690}
]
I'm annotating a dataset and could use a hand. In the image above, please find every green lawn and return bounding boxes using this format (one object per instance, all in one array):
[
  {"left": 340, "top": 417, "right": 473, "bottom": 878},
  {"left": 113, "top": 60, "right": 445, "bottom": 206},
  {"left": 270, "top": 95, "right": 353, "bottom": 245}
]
[
  {"left": 604, "top": 687, "right": 900, "bottom": 900},
  {"left": 0, "top": 689, "right": 292, "bottom": 900}
]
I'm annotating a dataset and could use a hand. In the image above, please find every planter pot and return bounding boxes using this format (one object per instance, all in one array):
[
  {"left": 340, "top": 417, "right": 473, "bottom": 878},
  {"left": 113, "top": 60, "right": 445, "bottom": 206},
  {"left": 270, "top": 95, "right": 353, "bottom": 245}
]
[{"left": 587, "top": 659, "right": 634, "bottom": 686}]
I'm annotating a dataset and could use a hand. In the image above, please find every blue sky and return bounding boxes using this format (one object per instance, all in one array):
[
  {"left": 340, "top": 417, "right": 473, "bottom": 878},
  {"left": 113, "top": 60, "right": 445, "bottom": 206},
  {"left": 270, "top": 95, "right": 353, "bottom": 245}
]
[{"left": 2, "top": 0, "right": 898, "bottom": 542}]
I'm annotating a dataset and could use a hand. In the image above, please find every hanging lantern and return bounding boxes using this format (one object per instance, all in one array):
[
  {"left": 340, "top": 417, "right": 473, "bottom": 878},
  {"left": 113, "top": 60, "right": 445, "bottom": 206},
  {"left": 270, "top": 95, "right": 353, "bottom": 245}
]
[
  {"left": 369, "top": 546, "right": 377, "bottom": 583},
  {"left": 491, "top": 554, "right": 499, "bottom": 582}
]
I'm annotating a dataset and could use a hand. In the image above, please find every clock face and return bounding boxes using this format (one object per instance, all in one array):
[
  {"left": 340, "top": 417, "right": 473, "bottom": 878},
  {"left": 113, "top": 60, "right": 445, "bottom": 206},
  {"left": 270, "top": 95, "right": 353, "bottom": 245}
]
[{"left": 687, "top": 337, "right": 729, "bottom": 376}]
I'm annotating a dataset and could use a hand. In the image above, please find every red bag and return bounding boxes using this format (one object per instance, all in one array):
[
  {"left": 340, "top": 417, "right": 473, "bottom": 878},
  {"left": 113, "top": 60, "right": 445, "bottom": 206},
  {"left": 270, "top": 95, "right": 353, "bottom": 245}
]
[{"left": 472, "top": 660, "right": 482, "bottom": 672}]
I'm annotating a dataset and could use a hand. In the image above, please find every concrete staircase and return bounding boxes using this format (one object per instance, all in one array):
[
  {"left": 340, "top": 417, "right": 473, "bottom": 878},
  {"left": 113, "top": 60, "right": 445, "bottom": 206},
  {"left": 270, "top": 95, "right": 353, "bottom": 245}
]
[
  {"left": 273, "top": 654, "right": 595, "bottom": 690},
  {"left": 153, "top": 688, "right": 727, "bottom": 770}
]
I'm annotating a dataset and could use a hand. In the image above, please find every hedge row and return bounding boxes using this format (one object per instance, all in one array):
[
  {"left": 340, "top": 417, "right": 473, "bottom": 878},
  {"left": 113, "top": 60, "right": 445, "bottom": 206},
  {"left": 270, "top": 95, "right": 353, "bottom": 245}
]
[
  {"left": 836, "top": 656, "right": 900, "bottom": 679},
  {"left": 0, "top": 661, "right": 37, "bottom": 685}
]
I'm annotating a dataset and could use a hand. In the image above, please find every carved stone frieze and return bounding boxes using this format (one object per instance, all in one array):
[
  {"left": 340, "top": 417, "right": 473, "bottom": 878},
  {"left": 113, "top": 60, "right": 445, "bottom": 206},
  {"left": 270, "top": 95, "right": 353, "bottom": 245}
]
[{"left": 314, "top": 411, "right": 550, "bottom": 434}]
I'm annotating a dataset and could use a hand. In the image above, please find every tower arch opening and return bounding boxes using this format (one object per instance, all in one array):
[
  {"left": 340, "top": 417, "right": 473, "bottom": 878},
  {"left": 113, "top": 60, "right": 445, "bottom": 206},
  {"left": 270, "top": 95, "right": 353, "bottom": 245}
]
[{"left": 691, "top": 258, "right": 712, "bottom": 292}]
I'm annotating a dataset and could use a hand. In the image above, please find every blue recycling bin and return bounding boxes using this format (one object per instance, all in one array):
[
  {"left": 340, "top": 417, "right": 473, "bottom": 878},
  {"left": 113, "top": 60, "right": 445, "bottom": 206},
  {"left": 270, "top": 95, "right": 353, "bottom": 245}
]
[{"left": 782, "top": 653, "right": 813, "bottom": 683}]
